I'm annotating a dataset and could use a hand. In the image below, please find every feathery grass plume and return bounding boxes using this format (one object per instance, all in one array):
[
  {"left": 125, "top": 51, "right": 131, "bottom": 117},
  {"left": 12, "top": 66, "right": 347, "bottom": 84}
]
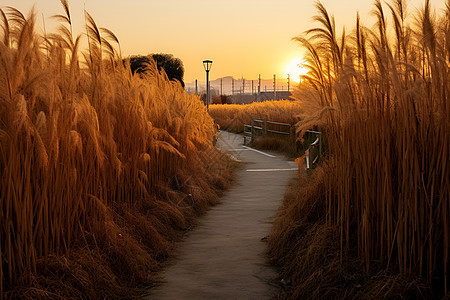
[
  {"left": 58, "top": 0, "right": 72, "bottom": 33},
  {"left": 84, "top": 10, "right": 102, "bottom": 74},
  {"left": 51, "top": 0, "right": 73, "bottom": 49},
  {"left": 100, "top": 27, "right": 121, "bottom": 60},
  {"left": 0, "top": 9, "right": 10, "bottom": 48},
  {"left": 306, "top": 1, "right": 343, "bottom": 77},
  {"left": 269, "top": 0, "right": 449, "bottom": 297}
]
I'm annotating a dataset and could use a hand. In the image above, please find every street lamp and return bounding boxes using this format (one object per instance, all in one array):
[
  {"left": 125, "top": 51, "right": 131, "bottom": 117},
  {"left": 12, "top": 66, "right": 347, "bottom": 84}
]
[{"left": 203, "top": 60, "right": 213, "bottom": 110}]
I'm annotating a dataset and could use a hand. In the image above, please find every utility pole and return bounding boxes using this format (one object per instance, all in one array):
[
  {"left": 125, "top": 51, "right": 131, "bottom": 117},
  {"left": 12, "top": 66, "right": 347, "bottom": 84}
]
[
  {"left": 220, "top": 78, "right": 223, "bottom": 95},
  {"left": 258, "top": 74, "right": 261, "bottom": 102},
  {"left": 242, "top": 78, "right": 245, "bottom": 95},
  {"left": 273, "top": 74, "right": 276, "bottom": 100},
  {"left": 206, "top": 74, "right": 210, "bottom": 110},
  {"left": 287, "top": 74, "right": 290, "bottom": 93},
  {"left": 195, "top": 79, "right": 198, "bottom": 95},
  {"left": 240, "top": 77, "right": 243, "bottom": 103},
  {"left": 232, "top": 78, "right": 234, "bottom": 95}
]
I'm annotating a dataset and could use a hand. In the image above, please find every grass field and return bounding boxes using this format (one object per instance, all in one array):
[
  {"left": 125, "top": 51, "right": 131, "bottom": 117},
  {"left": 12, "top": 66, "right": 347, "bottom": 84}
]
[
  {"left": 209, "top": 100, "right": 302, "bottom": 133},
  {"left": 268, "top": 0, "right": 449, "bottom": 298},
  {"left": 0, "top": 4, "right": 234, "bottom": 298}
]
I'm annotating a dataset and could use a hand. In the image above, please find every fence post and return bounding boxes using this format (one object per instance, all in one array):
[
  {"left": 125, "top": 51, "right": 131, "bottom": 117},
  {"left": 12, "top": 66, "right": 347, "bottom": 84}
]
[
  {"left": 305, "top": 149, "right": 310, "bottom": 170},
  {"left": 263, "top": 118, "right": 267, "bottom": 137},
  {"left": 289, "top": 124, "right": 292, "bottom": 141},
  {"left": 257, "top": 74, "right": 261, "bottom": 102},
  {"left": 251, "top": 119, "right": 255, "bottom": 145}
]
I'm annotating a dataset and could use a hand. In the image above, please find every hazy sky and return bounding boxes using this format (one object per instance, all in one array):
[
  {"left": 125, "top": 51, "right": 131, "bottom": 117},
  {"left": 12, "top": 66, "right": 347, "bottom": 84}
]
[{"left": 1, "top": 0, "right": 446, "bottom": 82}]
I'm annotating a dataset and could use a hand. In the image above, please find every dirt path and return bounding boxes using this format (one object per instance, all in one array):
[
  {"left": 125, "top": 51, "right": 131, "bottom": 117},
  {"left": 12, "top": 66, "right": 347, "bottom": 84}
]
[{"left": 144, "top": 131, "right": 296, "bottom": 300}]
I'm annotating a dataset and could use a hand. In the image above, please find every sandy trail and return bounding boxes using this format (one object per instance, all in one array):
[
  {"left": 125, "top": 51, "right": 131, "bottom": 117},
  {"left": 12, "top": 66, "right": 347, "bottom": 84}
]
[{"left": 144, "top": 131, "right": 296, "bottom": 300}]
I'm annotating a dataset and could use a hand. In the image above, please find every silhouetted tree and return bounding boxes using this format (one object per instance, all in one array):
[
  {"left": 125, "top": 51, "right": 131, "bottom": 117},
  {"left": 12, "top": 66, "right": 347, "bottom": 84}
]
[
  {"left": 151, "top": 53, "right": 184, "bottom": 88},
  {"left": 125, "top": 54, "right": 185, "bottom": 87},
  {"left": 127, "top": 56, "right": 151, "bottom": 74}
]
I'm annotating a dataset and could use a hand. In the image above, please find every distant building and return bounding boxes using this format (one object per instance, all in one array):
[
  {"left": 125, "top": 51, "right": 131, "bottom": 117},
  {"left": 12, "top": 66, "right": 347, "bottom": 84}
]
[{"left": 230, "top": 91, "right": 292, "bottom": 104}]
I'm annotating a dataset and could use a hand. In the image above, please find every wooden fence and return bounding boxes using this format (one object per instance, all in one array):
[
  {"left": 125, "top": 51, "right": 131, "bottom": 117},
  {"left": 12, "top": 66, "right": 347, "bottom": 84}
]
[
  {"left": 243, "top": 118, "right": 292, "bottom": 145},
  {"left": 243, "top": 119, "right": 322, "bottom": 169}
]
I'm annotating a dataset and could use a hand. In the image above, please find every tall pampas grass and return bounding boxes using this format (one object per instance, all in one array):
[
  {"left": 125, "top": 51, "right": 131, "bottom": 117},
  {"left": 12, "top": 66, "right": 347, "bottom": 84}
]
[
  {"left": 0, "top": 2, "right": 229, "bottom": 296},
  {"left": 270, "top": 0, "right": 449, "bottom": 297}
]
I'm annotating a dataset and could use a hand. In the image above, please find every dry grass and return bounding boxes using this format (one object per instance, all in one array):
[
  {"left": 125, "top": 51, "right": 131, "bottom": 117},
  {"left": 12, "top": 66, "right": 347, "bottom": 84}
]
[
  {"left": 269, "top": 168, "right": 435, "bottom": 299},
  {"left": 209, "top": 100, "right": 302, "bottom": 133},
  {"left": 252, "top": 137, "right": 299, "bottom": 158},
  {"left": 269, "top": 0, "right": 449, "bottom": 298},
  {"left": 0, "top": 3, "right": 234, "bottom": 298}
]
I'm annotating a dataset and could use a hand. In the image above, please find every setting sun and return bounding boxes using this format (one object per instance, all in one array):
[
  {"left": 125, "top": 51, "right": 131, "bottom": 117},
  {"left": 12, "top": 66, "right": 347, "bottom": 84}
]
[{"left": 285, "top": 57, "right": 308, "bottom": 83}]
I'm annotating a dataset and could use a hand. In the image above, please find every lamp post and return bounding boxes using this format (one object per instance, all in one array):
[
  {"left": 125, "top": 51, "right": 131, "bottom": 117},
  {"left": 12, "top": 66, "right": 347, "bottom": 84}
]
[{"left": 203, "top": 60, "right": 213, "bottom": 110}]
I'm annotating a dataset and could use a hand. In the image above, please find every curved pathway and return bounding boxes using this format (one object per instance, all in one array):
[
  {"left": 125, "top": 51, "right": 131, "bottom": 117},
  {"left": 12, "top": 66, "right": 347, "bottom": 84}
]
[{"left": 145, "top": 131, "right": 296, "bottom": 300}]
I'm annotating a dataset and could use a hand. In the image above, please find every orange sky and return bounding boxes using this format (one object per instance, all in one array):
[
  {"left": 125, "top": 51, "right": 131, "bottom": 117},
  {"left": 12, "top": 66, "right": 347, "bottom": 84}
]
[{"left": 2, "top": 0, "right": 447, "bottom": 83}]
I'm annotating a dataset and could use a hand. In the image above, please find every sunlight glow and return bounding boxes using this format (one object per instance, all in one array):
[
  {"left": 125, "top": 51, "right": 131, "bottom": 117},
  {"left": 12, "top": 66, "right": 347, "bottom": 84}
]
[{"left": 285, "top": 57, "right": 308, "bottom": 83}]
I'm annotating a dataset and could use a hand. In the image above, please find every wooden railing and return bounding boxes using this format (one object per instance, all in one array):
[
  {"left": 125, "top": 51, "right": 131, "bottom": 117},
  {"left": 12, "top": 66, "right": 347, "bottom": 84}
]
[
  {"left": 243, "top": 120, "right": 322, "bottom": 170},
  {"left": 304, "top": 130, "right": 322, "bottom": 170},
  {"left": 243, "top": 118, "right": 292, "bottom": 145}
]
